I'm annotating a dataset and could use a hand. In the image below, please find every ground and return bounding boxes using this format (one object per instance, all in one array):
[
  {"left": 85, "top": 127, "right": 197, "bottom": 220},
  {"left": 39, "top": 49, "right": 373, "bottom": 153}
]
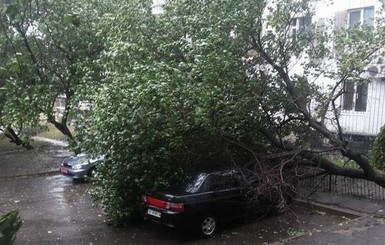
[
  {"left": 0, "top": 174, "right": 347, "bottom": 244},
  {"left": 2, "top": 139, "right": 385, "bottom": 244}
]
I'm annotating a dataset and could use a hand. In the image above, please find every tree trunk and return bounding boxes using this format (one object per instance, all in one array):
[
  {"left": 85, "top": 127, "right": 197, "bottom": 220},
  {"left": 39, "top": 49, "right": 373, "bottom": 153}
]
[
  {"left": 4, "top": 127, "right": 33, "bottom": 150},
  {"left": 299, "top": 151, "right": 385, "bottom": 188},
  {"left": 47, "top": 114, "right": 79, "bottom": 153}
]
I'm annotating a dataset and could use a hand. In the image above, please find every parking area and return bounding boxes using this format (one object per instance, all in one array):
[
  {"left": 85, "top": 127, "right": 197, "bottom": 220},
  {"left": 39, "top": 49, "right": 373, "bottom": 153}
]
[
  {"left": 0, "top": 143, "right": 365, "bottom": 244},
  {"left": 0, "top": 173, "right": 352, "bottom": 244}
]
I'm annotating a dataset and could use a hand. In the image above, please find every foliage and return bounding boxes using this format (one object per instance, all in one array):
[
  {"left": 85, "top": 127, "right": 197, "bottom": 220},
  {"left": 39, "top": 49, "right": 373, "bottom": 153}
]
[
  {"left": 1, "top": 0, "right": 385, "bottom": 225},
  {"left": 0, "top": 0, "right": 105, "bottom": 149},
  {"left": 370, "top": 125, "right": 385, "bottom": 170},
  {"left": 0, "top": 210, "right": 22, "bottom": 245},
  {"left": 78, "top": 0, "right": 303, "bottom": 223},
  {"left": 77, "top": 0, "right": 385, "bottom": 224}
]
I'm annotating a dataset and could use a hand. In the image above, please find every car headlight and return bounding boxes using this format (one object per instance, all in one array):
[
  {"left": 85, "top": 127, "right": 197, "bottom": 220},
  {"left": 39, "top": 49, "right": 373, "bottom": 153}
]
[{"left": 73, "top": 164, "right": 83, "bottom": 170}]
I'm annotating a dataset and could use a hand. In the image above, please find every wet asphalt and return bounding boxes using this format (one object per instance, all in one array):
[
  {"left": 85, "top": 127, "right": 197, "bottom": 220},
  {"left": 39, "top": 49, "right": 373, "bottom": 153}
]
[
  {"left": 0, "top": 174, "right": 348, "bottom": 245},
  {"left": 0, "top": 143, "right": 350, "bottom": 244}
]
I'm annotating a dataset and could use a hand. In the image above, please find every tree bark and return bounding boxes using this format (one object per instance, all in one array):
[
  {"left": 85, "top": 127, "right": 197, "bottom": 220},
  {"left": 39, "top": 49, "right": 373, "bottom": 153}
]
[
  {"left": 47, "top": 113, "right": 78, "bottom": 152},
  {"left": 4, "top": 127, "right": 33, "bottom": 150}
]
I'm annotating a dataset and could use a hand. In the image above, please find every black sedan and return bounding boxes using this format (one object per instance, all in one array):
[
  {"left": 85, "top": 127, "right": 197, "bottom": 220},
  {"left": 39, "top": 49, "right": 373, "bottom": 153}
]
[{"left": 141, "top": 168, "right": 280, "bottom": 237}]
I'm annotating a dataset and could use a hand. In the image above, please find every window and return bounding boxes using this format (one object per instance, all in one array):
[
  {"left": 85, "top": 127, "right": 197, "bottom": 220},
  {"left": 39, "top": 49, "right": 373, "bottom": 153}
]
[
  {"left": 347, "top": 7, "right": 374, "bottom": 28},
  {"left": 342, "top": 81, "right": 368, "bottom": 112},
  {"left": 343, "top": 81, "right": 354, "bottom": 111},
  {"left": 200, "top": 172, "right": 241, "bottom": 192},
  {"left": 290, "top": 16, "right": 312, "bottom": 39}
]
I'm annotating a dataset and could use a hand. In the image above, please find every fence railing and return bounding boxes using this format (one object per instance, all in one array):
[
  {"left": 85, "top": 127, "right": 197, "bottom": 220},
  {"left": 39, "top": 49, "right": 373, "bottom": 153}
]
[{"left": 299, "top": 173, "right": 385, "bottom": 201}]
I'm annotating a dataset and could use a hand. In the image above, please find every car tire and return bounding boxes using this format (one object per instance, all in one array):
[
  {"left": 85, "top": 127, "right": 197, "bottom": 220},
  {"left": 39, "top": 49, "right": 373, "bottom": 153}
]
[
  {"left": 87, "top": 167, "right": 96, "bottom": 179},
  {"left": 197, "top": 215, "right": 217, "bottom": 238}
]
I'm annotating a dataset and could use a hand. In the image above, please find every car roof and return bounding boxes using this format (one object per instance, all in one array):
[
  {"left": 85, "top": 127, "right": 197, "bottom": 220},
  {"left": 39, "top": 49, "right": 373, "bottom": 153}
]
[{"left": 189, "top": 166, "right": 247, "bottom": 175}]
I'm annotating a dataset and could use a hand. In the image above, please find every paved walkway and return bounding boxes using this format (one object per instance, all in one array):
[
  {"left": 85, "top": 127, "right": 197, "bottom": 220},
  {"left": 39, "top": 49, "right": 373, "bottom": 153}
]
[{"left": 278, "top": 191, "right": 385, "bottom": 244}]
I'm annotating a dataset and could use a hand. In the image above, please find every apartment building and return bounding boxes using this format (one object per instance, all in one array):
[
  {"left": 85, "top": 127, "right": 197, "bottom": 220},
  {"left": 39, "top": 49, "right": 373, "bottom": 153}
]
[{"left": 293, "top": 0, "right": 385, "bottom": 137}]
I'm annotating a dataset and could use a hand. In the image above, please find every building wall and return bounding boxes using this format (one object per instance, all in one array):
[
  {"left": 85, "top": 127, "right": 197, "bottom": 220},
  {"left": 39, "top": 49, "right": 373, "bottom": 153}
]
[
  {"left": 309, "top": 0, "right": 384, "bottom": 136},
  {"left": 314, "top": 0, "right": 380, "bottom": 20},
  {"left": 339, "top": 78, "right": 385, "bottom": 135}
]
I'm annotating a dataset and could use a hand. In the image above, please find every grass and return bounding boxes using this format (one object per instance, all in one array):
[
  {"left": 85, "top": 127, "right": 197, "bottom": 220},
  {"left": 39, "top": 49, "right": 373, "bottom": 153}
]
[
  {"left": 0, "top": 137, "right": 21, "bottom": 151},
  {"left": 0, "top": 135, "right": 57, "bottom": 151},
  {"left": 35, "top": 124, "right": 74, "bottom": 140},
  {"left": 0, "top": 124, "right": 74, "bottom": 151}
]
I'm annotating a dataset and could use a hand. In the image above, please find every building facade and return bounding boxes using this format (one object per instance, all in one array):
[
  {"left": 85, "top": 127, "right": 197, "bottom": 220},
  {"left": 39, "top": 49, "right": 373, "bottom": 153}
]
[{"left": 308, "top": 0, "right": 385, "bottom": 137}]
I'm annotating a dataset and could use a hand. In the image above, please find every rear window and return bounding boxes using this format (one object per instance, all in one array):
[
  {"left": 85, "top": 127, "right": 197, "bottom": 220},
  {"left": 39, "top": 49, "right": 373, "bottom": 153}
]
[{"left": 182, "top": 173, "right": 208, "bottom": 193}]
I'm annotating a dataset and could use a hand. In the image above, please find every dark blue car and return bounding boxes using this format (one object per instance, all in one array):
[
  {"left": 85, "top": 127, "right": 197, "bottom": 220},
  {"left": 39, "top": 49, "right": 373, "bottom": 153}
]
[{"left": 141, "top": 169, "right": 259, "bottom": 237}]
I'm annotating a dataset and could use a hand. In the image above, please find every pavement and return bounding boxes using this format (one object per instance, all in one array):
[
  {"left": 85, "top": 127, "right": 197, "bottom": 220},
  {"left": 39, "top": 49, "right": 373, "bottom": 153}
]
[
  {"left": 0, "top": 145, "right": 70, "bottom": 178},
  {"left": 3, "top": 138, "right": 385, "bottom": 244},
  {"left": 275, "top": 191, "right": 385, "bottom": 244},
  {"left": 0, "top": 175, "right": 349, "bottom": 245}
]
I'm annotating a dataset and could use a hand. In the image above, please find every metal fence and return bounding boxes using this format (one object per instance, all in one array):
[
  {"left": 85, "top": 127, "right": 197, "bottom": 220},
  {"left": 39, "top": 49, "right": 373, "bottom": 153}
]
[
  {"left": 300, "top": 173, "right": 385, "bottom": 201},
  {"left": 298, "top": 129, "right": 385, "bottom": 201}
]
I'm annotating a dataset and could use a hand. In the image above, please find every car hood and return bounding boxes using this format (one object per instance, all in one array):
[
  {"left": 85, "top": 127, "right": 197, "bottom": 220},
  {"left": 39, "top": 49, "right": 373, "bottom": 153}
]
[
  {"left": 63, "top": 154, "right": 88, "bottom": 166},
  {"left": 63, "top": 154, "right": 105, "bottom": 167}
]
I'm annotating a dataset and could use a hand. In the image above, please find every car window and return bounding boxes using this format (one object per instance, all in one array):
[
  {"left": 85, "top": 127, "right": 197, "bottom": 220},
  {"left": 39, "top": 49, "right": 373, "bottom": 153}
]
[
  {"left": 201, "top": 172, "right": 241, "bottom": 192},
  {"left": 231, "top": 173, "right": 242, "bottom": 187},
  {"left": 183, "top": 173, "right": 207, "bottom": 193},
  {"left": 205, "top": 174, "right": 223, "bottom": 191},
  {"left": 176, "top": 170, "right": 249, "bottom": 194}
]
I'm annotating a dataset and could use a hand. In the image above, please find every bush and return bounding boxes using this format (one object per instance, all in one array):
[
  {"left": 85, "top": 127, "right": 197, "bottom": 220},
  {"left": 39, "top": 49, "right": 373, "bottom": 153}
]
[
  {"left": 0, "top": 210, "right": 22, "bottom": 245},
  {"left": 369, "top": 125, "right": 385, "bottom": 170}
]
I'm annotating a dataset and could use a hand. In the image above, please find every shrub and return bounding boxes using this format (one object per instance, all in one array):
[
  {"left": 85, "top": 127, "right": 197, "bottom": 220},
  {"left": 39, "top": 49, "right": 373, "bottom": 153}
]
[
  {"left": 0, "top": 210, "right": 22, "bottom": 245},
  {"left": 369, "top": 125, "right": 385, "bottom": 170}
]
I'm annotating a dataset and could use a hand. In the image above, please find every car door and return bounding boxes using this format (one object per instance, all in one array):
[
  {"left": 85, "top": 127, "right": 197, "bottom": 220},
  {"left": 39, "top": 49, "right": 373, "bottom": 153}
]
[{"left": 202, "top": 172, "right": 246, "bottom": 220}]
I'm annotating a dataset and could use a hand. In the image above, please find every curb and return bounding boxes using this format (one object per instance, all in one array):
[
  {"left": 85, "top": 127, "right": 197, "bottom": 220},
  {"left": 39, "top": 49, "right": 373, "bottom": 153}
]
[
  {"left": 294, "top": 198, "right": 366, "bottom": 219},
  {"left": 0, "top": 170, "right": 60, "bottom": 180}
]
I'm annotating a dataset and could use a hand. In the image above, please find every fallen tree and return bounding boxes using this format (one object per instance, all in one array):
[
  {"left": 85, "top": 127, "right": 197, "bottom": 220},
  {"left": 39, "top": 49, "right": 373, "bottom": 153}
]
[{"left": 46, "top": 0, "right": 385, "bottom": 222}]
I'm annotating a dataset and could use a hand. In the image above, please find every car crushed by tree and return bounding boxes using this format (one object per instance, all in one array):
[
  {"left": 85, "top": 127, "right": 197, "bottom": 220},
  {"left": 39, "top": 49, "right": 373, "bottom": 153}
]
[{"left": 141, "top": 167, "right": 295, "bottom": 237}]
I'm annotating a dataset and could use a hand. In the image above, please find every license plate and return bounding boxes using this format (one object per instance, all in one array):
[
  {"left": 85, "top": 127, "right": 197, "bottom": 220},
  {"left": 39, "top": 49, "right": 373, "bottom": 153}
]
[
  {"left": 147, "top": 209, "right": 161, "bottom": 218},
  {"left": 60, "top": 167, "right": 68, "bottom": 174}
]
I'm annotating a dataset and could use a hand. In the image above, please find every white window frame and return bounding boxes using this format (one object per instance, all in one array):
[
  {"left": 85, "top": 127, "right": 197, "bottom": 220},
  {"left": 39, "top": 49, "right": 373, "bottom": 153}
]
[
  {"left": 290, "top": 16, "right": 312, "bottom": 38},
  {"left": 347, "top": 6, "right": 374, "bottom": 28}
]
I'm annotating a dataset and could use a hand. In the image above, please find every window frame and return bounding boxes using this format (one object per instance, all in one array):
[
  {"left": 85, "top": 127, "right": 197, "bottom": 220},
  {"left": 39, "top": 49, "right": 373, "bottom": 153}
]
[
  {"left": 347, "top": 6, "right": 374, "bottom": 29},
  {"left": 290, "top": 16, "right": 312, "bottom": 39},
  {"left": 342, "top": 81, "right": 368, "bottom": 112}
]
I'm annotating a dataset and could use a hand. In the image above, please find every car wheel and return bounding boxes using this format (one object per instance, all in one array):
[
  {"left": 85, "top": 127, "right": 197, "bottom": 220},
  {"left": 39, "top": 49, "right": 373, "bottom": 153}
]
[
  {"left": 197, "top": 215, "right": 217, "bottom": 238},
  {"left": 87, "top": 167, "right": 96, "bottom": 178}
]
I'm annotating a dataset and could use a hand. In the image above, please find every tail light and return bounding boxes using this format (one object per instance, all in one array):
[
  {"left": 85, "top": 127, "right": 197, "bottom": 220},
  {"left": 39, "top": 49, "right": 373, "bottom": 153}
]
[
  {"left": 168, "top": 202, "right": 184, "bottom": 212},
  {"left": 142, "top": 195, "right": 184, "bottom": 212}
]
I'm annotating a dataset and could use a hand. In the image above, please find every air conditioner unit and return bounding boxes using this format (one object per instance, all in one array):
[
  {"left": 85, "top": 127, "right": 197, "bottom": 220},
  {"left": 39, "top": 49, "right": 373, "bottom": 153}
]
[{"left": 366, "top": 64, "right": 385, "bottom": 78}]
